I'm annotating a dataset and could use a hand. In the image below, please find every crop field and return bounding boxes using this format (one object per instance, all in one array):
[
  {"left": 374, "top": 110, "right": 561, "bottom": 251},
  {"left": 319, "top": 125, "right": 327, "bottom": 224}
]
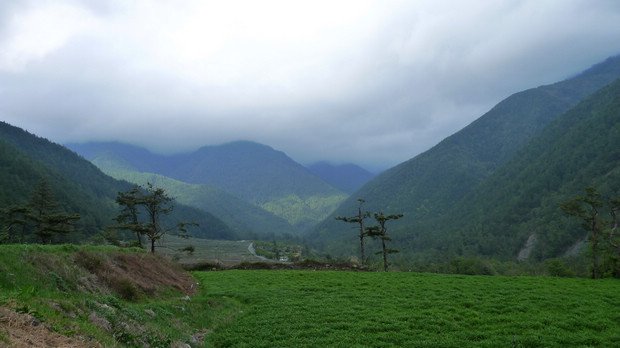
[
  {"left": 155, "top": 235, "right": 268, "bottom": 266},
  {"left": 196, "top": 271, "right": 620, "bottom": 347}
]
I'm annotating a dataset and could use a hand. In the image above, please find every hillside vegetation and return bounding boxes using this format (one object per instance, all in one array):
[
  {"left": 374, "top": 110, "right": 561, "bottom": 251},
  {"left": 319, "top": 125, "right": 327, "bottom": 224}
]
[
  {"left": 0, "top": 121, "right": 238, "bottom": 242},
  {"left": 91, "top": 161, "right": 296, "bottom": 238},
  {"left": 68, "top": 141, "right": 348, "bottom": 230},
  {"left": 0, "top": 245, "right": 238, "bottom": 347},
  {"left": 437, "top": 78, "right": 620, "bottom": 260},
  {"left": 309, "top": 55, "right": 620, "bottom": 263}
]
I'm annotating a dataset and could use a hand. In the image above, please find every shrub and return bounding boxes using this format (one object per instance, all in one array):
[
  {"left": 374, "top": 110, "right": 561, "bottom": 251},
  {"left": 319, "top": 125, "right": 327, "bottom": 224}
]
[
  {"left": 111, "top": 278, "right": 140, "bottom": 301},
  {"left": 545, "top": 258, "right": 575, "bottom": 277}
]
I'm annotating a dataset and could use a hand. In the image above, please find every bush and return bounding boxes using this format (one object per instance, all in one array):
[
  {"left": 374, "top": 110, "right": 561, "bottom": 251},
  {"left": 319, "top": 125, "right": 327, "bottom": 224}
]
[
  {"left": 449, "top": 257, "right": 496, "bottom": 275},
  {"left": 111, "top": 278, "right": 140, "bottom": 301},
  {"left": 545, "top": 258, "right": 575, "bottom": 277}
]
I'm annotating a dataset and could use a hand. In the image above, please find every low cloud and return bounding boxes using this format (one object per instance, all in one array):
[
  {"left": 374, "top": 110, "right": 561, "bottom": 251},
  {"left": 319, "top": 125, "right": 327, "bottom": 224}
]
[{"left": 1, "top": 0, "right": 619, "bottom": 171}]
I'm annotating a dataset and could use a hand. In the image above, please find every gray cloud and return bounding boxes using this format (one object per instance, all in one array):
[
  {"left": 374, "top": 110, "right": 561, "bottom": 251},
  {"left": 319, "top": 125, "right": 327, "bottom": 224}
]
[{"left": 1, "top": 0, "right": 620, "bottom": 171}]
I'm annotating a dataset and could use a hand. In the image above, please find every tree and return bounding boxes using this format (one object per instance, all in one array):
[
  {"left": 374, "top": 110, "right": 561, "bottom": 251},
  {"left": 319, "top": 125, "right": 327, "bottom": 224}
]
[
  {"left": 115, "top": 186, "right": 146, "bottom": 247},
  {"left": 142, "top": 183, "right": 174, "bottom": 253},
  {"left": 561, "top": 187, "right": 620, "bottom": 278},
  {"left": 28, "top": 180, "right": 80, "bottom": 244},
  {"left": 115, "top": 183, "right": 195, "bottom": 253},
  {"left": 1, "top": 205, "right": 30, "bottom": 243},
  {"left": 366, "top": 212, "right": 403, "bottom": 272},
  {"left": 336, "top": 199, "right": 371, "bottom": 264}
]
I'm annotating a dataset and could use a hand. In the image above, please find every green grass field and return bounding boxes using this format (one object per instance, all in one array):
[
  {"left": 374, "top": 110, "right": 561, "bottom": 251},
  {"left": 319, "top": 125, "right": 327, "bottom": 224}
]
[
  {"left": 2, "top": 246, "right": 619, "bottom": 347},
  {"left": 196, "top": 271, "right": 620, "bottom": 347}
]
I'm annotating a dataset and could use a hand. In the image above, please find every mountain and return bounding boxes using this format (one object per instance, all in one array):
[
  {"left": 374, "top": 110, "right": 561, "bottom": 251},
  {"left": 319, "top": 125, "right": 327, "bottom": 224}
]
[
  {"left": 0, "top": 121, "right": 236, "bottom": 241},
  {"left": 306, "top": 162, "right": 375, "bottom": 194},
  {"left": 87, "top": 154, "right": 297, "bottom": 238},
  {"left": 308, "top": 55, "right": 620, "bottom": 261},
  {"left": 68, "top": 141, "right": 348, "bottom": 230},
  {"left": 439, "top": 78, "right": 620, "bottom": 260}
]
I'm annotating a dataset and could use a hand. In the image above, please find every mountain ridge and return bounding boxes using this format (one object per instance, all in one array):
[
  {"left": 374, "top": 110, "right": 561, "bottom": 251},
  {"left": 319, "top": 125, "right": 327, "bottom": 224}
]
[
  {"left": 67, "top": 140, "right": 348, "bottom": 230},
  {"left": 308, "top": 54, "right": 620, "bottom": 261},
  {"left": 0, "top": 121, "right": 237, "bottom": 241}
]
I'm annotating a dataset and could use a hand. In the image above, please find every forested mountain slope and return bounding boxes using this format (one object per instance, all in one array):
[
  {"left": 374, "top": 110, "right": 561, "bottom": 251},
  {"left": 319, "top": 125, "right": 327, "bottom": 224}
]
[
  {"left": 308, "top": 55, "right": 620, "bottom": 260},
  {"left": 68, "top": 141, "right": 348, "bottom": 230},
  {"left": 0, "top": 121, "right": 236, "bottom": 241},
  {"left": 435, "top": 78, "right": 620, "bottom": 260},
  {"left": 306, "top": 162, "right": 375, "bottom": 194},
  {"left": 89, "top": 155, "right": 298, "bottom": 238}
]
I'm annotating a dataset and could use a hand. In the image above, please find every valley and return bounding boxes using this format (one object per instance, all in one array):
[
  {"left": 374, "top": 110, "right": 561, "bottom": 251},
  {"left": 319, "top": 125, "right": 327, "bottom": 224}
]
[{"left": 0, "top": 23, "right": 619, "bottom": 346}]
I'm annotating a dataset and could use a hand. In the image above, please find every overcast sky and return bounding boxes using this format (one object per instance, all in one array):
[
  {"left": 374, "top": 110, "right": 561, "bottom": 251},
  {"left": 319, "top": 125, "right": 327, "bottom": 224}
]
[{"left": 1, "top": 0, "right": 619, "bottom": 171}]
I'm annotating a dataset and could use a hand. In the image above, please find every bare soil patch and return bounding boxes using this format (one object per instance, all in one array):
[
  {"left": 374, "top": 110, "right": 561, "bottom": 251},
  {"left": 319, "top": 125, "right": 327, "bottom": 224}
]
[{"left": 0, "top": 307, "right": 100, "bottom": 348}]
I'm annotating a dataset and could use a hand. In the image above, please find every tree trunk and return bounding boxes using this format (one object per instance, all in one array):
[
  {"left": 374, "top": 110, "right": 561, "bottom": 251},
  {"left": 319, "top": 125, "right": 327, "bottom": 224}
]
[
  {"left": 150, "top": 238, "right": 156, "bottom": 253},
  {"left": 359, "top": 233, "right": 365, "bottom": 265},
  {"left": 382, "top": 238, "right": 388, "bottom": 272}
]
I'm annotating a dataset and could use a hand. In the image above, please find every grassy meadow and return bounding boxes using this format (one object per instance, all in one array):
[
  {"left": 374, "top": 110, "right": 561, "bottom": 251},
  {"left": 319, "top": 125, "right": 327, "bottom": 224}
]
[{"left": 197, "top": 271, "right": 620, "bottom": 347}]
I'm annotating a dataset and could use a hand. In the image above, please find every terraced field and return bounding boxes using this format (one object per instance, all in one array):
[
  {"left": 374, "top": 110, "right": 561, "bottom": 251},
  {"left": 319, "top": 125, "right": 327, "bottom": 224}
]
[{"left": 156, "top": 235, "right": 268, "bottom": 266}]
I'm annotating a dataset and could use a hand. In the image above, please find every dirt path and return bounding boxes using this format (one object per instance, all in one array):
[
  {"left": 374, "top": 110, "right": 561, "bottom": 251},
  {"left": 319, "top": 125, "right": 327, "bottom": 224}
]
[{"left": 247, "top": 242, "right": 270, "bottom": 261}]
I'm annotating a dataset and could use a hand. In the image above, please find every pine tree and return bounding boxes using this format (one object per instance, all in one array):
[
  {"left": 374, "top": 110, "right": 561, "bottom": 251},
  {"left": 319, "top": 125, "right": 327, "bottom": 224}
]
[
  {"left": 336, "top": 198, "right": 371, "bottom": 264},
  {"left": 115, "top": 186, "right": 145, "bottom": 247},
  {"left": 28, "top": 179, "right": 79, "bottom": 244},
  {"left": 366, "top": 212, "right": 403, "bottom": 272},
  {"left": 115, "top": 183, "right": 193, "bottom": 253}
]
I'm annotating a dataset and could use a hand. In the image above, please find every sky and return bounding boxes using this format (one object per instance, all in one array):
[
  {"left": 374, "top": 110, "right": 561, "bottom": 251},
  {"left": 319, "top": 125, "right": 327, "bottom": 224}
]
[{"left": 1, "top": 0, "right": 619, "bottom": 172}]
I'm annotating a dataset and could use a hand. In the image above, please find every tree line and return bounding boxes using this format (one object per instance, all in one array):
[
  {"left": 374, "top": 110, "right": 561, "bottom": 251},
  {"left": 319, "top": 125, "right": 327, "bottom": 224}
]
[{"left": 1, "top": 179, "right": 194, "bottom": 253}]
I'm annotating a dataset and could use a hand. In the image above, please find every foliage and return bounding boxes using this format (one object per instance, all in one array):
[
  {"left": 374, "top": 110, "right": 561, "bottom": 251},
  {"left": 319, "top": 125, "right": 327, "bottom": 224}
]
[
  {"left": 1, "top": 179, "right": 80, "bottom": 244},
  {"left": 197, "top": 270, "right": 620, "bottom": 347},
  {"left": 561, "top": 187, "right": 620, "bottom": 278},
  {"left": 115, "top": 183, "right": 196, "bottom": 253},
  {"left": 366, "top": 212, "right": 403, "bottom": 271}
]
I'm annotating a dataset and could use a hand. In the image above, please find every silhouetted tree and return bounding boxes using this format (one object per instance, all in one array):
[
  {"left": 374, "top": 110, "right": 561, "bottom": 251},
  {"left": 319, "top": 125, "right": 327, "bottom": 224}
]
[
  {"left": 336, "top": 198, "right": 371, "bottom": 264},
  {"left": 366, "top": 212, "right": 403, "bottom": 272},
  {"left": 115, "top": 183, "right": 195, "bottom": 253}
]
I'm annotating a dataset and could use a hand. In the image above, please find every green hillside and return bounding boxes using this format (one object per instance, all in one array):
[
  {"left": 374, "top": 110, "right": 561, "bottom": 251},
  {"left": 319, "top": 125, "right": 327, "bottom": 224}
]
[
  {"left": 68, "top": 141, "right": 348, "bottom": 230},
  {"left": 0, "top": 121, "right": 236, "bottom": 242},
  {"left": 309, "top": 55, "right": 620, "bottom": 261},
  {"left": 435, "top": 78, "right": 620, "bottom": 260},
  {"left": 91, "top": 155, "right": 298, "bottom": 238}
]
